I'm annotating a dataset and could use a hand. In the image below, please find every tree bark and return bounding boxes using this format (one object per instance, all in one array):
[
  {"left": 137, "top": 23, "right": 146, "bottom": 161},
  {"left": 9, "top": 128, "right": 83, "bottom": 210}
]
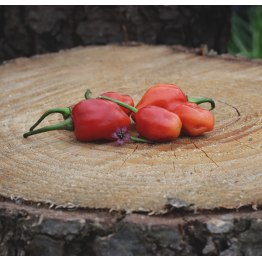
[
  {"left": 0, "top": 6, "right": 231, "bottom": 64},
  {"left": 1, "top": 201, "right": 262, "bottom": 255}
]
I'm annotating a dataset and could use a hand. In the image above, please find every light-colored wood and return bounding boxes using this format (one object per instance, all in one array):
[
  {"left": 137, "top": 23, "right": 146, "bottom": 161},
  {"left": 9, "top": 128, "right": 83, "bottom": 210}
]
[{"left": 1, "top": 45, "right": 262, "bottom": 213}]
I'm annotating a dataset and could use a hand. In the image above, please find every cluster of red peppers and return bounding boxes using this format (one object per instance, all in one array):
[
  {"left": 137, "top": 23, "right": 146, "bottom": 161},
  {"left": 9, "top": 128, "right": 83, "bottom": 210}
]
[{"left": 23, "top": 84, "right": 215, "bottom": 146}]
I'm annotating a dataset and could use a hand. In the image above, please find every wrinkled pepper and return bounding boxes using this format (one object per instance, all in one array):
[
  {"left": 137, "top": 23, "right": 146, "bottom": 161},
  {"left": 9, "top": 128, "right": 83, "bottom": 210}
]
[
  {"left": 173, "top": 102, "right": 215, "bottom": 136},
  {"left": 29, "top": 90, "right": 133, "bottom": 132},
  {"left": 98, "top": 96, "right": 182, "bottom": 142},
  {"left": 23, "top": 98, "right": 132, "bottom": 142},
  {"left": 131, "top": 83, "right": 215, "bottom": 122},
  {"left": 24, "top": 92, "right": 153, "bottom": 145}
]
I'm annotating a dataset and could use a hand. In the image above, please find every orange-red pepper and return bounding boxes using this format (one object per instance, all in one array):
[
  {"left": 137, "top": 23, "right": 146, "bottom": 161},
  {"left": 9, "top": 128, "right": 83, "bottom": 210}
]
[
  {"left": 28, "top": 90, "right": 133, "bottom": 132},
  {"left": 98, "top": 96, "right": 182, "bottom": 142},
  {"left": 71, "top": 99, "right": 131, "bottom": 142},
  {"left": 99, "top": 92, "right": 134, "bottom": 116},
  {"left": 23, "top": 98, "right": 131, "bottom": 142},
  {"left": 173, "top": 102, "right": 215, "bottom": 136},
  {"left": 131, "top": 83, "right": 215, "bottom": 122},
  {"left": 135, "top": 106, "right": 182, "bottom": 142}
]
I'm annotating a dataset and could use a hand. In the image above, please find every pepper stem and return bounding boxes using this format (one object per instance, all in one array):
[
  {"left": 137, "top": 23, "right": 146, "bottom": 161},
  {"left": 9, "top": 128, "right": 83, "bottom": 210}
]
[
  {"left": 84, "top": 89, "right": 93, "bottom": 99},
  {"left": 24, "top": 117, "right": 74, "bottom": 138},
  {"left": 29, "top": 107, "right": 72, "bottom": 131},
  {"left": 187, "top": 97, "right": 215, "bottom": 111},
  {"left": 131, "top": 137, "right": 155, "bottom": 144},
  {"left": 97, "top": 96, "right": 138, "bottom": 113}
]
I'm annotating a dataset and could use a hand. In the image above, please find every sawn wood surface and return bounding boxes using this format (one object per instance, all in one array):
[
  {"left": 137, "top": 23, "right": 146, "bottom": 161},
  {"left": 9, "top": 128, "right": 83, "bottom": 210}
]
[{"left": 1, "top": 45, "right": 262, "bottom": 213}]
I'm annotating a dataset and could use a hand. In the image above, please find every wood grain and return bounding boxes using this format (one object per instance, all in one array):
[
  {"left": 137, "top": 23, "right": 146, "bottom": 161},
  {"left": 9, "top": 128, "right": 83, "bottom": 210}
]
[{"left": 1, "top": 45, "right": 262, "bottom": 213}]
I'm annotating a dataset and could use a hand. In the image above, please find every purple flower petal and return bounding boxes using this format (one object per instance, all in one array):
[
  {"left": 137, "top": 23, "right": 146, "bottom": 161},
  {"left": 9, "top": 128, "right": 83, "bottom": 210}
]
[
  {"left": 122, "top": 134, "right": 131, "bottom": 141},
  {"left": 112, "top": 126, "right": 131, "bottom": 146},
  {"left": 117, "top": 139, "right": 124, "bottom": 147},
  {"left": 121, "top": 125, "right": 127, "bottom": 133},
  {"left": 116, "top": 127, "right": 121, "bottom": 133},
  {"left": 111, "top": 132, "right": 119, "bottom": 139}
]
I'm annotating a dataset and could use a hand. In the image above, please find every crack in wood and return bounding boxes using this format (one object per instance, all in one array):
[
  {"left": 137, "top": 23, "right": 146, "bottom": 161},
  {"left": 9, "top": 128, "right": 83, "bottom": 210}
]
[
  {"left": 216, "top": 99, "right": 241, "bottom": 116},
  {"left": 132, "top": 145, "right": 138, "bottom": 155},
  {"left": 193, "top": 143, "right": 226, "bottom": 173},
  {"left": 118, "top": 145, "right": 138, "bottom": 170}
]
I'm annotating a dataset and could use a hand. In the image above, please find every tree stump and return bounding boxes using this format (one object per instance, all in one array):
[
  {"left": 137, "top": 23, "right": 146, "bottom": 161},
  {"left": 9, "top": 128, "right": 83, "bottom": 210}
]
[{"left": 1, "top": 45, "right": 262, "bottom": 255}]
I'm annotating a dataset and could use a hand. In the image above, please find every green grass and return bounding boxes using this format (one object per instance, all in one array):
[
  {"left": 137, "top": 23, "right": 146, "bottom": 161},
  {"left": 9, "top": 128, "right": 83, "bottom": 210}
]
[{"left": 228, "top": 6, "right": 262, "bottom": 59}]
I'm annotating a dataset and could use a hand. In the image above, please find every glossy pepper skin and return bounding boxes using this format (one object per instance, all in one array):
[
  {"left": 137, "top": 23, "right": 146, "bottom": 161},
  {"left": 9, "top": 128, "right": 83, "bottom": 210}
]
[
  {"left": 23, "top": 99, "right": 131, "bottom": 142},
  {"left": 131, "top": 84, "right": 187, "bottom": 122},
  {"left": 98, "top": 96, "right": 182, "bottom": 142},
  {"left": 72, "top": 99, "right": 131, "bottom": 141},
  {"left": 173, "top": 102, "right": 215, "bottom": 136},
  {"left": 29, "top": 90, "right": 133, "bottom": 132},
  {"left": 131, "top": 83, "right": 215, "bottom": 122},
  {"left": 135, "top": 106, "right": 182, "bottom": 142},
  {"left": 100, "top": 92, "right": 134, "bottom": 116}
]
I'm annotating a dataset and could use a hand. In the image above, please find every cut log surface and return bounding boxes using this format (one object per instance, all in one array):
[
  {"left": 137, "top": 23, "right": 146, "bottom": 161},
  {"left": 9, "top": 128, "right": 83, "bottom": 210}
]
[{"left": 1, "top": 45, "right": 262, "bottom": 213}]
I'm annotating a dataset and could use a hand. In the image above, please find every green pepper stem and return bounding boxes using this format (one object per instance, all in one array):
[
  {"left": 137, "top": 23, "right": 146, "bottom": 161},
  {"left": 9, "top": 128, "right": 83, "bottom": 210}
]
[
  {"left": 29, "top": 107, "right": 72, "bottom": 131},
  {"left": 187, "top": 97, "right": 215, "bottom": 111},
  {"left": 131, "top": 137, "right": 155, "bottom": 144},
  {"left": 24, "top": 117, "right": 74, "bottom": 138},
  {"left": 97, "top": 96, "right": 138, "bottom": 114},
  {"left": 85, "top": 89, "right": 93, "bottom": 99}
]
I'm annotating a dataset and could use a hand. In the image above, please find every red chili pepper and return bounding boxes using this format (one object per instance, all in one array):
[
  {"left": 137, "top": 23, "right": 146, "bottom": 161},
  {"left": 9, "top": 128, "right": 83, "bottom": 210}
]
[
  {"left": 29, "top": 90, "right": 133, "bottom": 132},
  {"left": 135, "top": 106, "right": 182, "bottom": 142},
  {"left": 173, "top": 102, "right": 215, "bottom": 136},
  {"left": 23, "top": 98, "right": 131, "bottom": 142},
  {"left": 131, "top": 84, "right": 215, "bottom": 122},
  {"left": 98, "top": 96, "right": 182, "bottom": 142},
  {"left": 99, "top": 92, "right": 134, "bottom": 116}
]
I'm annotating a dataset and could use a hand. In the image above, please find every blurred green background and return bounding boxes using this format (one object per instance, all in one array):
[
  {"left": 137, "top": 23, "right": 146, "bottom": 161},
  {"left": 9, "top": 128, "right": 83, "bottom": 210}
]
[{"left": 228, "top": 5, "right": 262, "bottom": 59}]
